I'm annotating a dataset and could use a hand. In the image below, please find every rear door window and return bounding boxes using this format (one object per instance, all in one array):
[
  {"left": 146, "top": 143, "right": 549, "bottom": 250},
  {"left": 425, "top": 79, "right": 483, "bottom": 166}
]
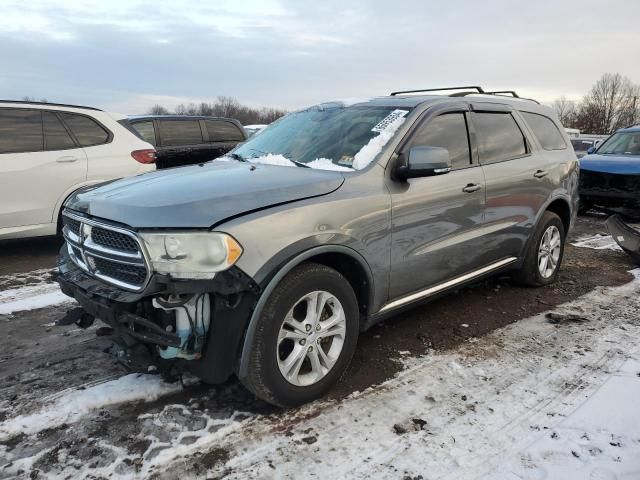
[
  {"left": 60, "top": 113, "right": 110, "bottom": 147},
  {"left": 158, "top": 120, "right": 203, "bottom": 146},
  {"left": 0, "top": 109, "right": 43, "bottom": 154},
  {"left": 472, "top": 112, "right": 527, "bottom": 164},
  {"left": 406, "top": 112, "right": 472, "bottom": 169},
  {"left": 43, "top": 112, "right": 76, "bottom": 150},
  {"left": 521, "top": 112, "right": 566, "bottom": 150},
  {"left": 204, "top": 120, "right": 245, "bottom": 142},
  {"left": 131, "top": 121, "right": 157, "bottom": 145}
]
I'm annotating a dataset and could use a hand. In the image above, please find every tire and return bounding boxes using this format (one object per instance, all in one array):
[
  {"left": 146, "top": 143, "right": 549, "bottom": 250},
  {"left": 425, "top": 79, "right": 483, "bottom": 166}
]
[
  {"left": 513, "top": 211, "right": 566, "bottom": 287},
  {"left": 240, "top": 262, "right": 359, "bottom": 408}
]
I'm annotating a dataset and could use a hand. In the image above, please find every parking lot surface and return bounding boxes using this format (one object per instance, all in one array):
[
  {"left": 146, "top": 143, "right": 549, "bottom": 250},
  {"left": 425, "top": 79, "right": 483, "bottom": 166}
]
[{"left": 1, "top": 214, "right": 639, "bottom": 479}]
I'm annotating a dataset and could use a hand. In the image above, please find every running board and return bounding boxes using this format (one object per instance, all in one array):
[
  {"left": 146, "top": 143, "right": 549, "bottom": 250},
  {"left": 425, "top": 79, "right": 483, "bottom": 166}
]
[{"left": 379, "top": 257, "right": 518, "bottom": 313}]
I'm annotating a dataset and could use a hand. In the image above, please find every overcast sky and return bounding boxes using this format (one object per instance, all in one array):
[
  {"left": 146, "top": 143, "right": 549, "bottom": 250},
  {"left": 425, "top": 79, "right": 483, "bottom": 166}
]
[{"left": 1, "top": 0, "right": 639, "bottom": 114}]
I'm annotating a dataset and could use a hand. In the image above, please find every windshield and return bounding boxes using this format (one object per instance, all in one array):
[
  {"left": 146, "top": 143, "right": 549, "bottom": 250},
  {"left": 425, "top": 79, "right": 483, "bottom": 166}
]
[
  {"left": 597, "top": 132, "right": 640, "bottom": 156},
  {"left": 570, "top": 139, "right": 594, "bottom": 151},
  {"left": 229, "top": 104, "right": 411, "bottom": 171}
]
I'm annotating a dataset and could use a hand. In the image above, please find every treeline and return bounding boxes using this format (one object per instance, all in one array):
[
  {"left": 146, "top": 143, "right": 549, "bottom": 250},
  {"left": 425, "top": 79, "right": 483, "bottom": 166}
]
[
  {"left": 148, "top": 96, "right": 287, "bottom": 125},
  {"left": 553, "top": 73, "right": 639, "bottom": 134}
]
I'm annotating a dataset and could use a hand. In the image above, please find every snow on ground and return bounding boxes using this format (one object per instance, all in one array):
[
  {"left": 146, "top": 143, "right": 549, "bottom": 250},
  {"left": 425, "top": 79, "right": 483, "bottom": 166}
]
[
  {"left": 197, "top": 270, "right": 640, "bottom": 479},
  {"left": 571, "top": 234, "right": 622, "bottom": 252},
  {"left": 0, "top": 374, "right": 182, "bottom": 439},
  {"left": 0, "top": 282, "right": 73, "bottom": 315}
]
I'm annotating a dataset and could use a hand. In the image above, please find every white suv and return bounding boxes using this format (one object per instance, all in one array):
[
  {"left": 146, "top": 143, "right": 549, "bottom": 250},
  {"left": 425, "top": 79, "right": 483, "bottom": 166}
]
[{"left": 0, "top": 101, "right": 156, "bottom": 240}]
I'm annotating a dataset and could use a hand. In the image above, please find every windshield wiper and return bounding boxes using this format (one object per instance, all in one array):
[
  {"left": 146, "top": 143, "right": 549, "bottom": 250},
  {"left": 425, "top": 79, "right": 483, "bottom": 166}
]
[
  {"left": 226, "top": 152, "right": 247, "bottom": 162},
  {"left": 247, "top": 149, "right": 310, "bottom": 168}
]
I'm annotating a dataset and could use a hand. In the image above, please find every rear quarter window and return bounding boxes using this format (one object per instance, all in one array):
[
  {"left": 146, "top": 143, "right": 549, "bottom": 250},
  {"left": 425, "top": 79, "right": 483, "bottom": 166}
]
[
  {"left": 204, "top": 120, "right": 245, "bottom": 142},
  {"left": 60, "top": 113, "right": 110, "bottom": 147},
  {"left": 130, "top": 121, "right": 157, "bottom": 146},
  {"left": 0, "top": 109, "right": 43, "bottom": 154},
  {"left": 158, "top": 120, "right": 203, "bottom": 146},
  {"left": 43, "top": 111, "right": 76, "bottom": 150},
  {"left": 521, "top": 112, "right": 566, "bottom": 150},
  {"left": 472, "top": 112, "right": 527, "bottom": 164}
]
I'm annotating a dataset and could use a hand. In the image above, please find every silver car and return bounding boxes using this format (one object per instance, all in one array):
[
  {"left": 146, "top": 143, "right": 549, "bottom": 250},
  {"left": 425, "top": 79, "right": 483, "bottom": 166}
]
[{"left": 57, "top": 87, "right": 578, "bottom": 407}]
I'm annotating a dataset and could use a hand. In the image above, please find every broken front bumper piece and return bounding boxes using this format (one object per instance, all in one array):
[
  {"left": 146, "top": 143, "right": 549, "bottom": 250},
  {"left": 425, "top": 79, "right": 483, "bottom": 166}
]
[
  {"left": 606, "top": 215, "right": 640, "bottom": 264},
  {"left": 56, "top": 246, "right": 260, "bottom": 383}
]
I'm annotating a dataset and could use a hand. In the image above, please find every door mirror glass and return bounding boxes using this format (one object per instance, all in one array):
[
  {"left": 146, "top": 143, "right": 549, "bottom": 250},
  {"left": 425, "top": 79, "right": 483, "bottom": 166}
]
[{"left": 396, "top": 146, "right": 451, "bottom": 180}]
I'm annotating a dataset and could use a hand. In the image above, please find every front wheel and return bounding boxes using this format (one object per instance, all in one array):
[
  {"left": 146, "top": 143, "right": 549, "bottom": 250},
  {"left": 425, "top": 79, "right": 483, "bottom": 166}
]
[
  {"left": 240, "top": 263, "right": 360, "bottom": 407},
  {"left": 513, "top": 211, "right": 566, "bottom": 287}
]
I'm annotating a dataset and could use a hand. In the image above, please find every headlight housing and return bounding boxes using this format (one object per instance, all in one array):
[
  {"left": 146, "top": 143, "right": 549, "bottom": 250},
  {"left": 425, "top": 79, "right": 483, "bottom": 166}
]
[{"left": 140, "top": 232, "right": 243, "bottom": 279}]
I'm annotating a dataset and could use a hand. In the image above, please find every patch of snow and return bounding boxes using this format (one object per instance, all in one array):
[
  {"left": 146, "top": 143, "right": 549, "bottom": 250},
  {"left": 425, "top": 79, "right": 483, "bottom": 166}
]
[
  {"left": 247, "top": 153, "right": 296, "bottom": 167},
  {"left": 306, "top": 158, "right": 353, "bottom": 172},
  {"left": 352, "top": 114, "right": 407, "bottom": 170},
  {"left": 0, "top": 283, "right": 74, "bottom": 315},
  {"left": 202, "top": 269, "right": 640, "bottom": 479},
  {"left": 0, "top": 374, "right": 182, "bottom": 439},
  {"left": 571, "top": 234, "right": 622, "bottom": 251},
  {"left": 485, "top": 357, "right": 640, "bottom": 480}
]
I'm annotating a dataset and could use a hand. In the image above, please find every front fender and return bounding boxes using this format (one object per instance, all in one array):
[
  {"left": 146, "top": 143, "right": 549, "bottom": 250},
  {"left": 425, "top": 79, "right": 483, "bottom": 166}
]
[{"left": 236, "top": 243, "right": 374, "bottom": 380}]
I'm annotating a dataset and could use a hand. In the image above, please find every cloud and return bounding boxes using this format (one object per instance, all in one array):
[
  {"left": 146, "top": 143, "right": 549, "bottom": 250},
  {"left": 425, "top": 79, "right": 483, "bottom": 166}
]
[{"left": 1, "top": 0, "right": 639, "bottom": 113}]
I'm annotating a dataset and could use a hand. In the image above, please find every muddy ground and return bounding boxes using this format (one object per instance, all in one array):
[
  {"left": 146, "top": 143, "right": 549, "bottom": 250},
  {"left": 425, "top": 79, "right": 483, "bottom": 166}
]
[{"left": 0, "top": 213, "right": 637, "bottom": 479}]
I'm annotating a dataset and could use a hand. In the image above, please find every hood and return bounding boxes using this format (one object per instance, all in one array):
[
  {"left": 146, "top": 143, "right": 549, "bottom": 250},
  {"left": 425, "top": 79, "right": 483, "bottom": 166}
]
[
  {"left": 66, "top": 162, "right": 345, "bottom": 228},
  {"left": 579, "top": 154, "right": 640, "bottom": 175}
]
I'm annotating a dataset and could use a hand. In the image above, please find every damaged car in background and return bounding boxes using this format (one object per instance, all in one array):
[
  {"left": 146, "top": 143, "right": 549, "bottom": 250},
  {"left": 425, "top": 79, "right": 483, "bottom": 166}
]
[
  {"left": 57, "top": 86, "right": 578, "bottom": 407},
  {"left": 579, "top": 125, "right": 640, "bottom": 213}
]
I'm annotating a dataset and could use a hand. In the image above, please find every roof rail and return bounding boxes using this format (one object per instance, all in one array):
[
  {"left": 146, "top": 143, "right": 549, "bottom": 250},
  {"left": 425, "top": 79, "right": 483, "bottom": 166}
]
[
  {"left": 390, "top": 86, "right": 485, "bottom": 96},
  {"left": 450, "top": 90, "right": 541, "bottom": 104},
  {"left": 0, "top": 100, "right": 103, "bottom": 111}
]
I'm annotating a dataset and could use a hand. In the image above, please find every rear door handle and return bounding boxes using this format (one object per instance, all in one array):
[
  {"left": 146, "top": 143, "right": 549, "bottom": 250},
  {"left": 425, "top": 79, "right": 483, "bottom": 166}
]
[
  {"left": 462, "top": 183, "right": 482, "bottom": 193},
  {"left": 534, "top": 169, "right": 548, "bottom": 178},
  {"left": 56, "top": 156, "right": 79, "bottom": 163}
]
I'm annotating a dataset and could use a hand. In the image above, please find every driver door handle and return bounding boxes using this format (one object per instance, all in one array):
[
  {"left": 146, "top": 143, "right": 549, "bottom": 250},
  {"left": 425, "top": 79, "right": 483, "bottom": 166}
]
[
  {"left": 56, "top": 156, "right": 79, "bottom": 163},
  {"left": 462, "top": 183, "right": 482, "bottom": 193},
  {"left": 534, "top": 169, "right": 548, "bottom": 178}
]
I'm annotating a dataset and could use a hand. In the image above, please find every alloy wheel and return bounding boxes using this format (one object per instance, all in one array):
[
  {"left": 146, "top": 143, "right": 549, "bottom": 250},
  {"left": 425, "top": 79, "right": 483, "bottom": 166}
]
[
  {"left": 538, "top": 225, "right": 561, "bottom": 278},
  {"left": 277, "top": 290, "right": 346, "bottom": 387}
]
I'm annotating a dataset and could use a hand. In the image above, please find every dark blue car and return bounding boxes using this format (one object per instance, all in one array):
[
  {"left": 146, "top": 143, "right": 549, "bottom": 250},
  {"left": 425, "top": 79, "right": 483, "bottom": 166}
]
[{"left": 579, "top": 125, "right": 640, "bottom": 212}]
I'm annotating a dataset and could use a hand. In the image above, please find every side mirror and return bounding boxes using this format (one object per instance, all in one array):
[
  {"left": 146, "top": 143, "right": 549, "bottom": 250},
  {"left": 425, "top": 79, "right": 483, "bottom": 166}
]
[
  {"left": 586, "top": 146, "right": 596, "bottom": 154},
  {"left": 395, "top": 146, "right": 451, "bottom": 181}
]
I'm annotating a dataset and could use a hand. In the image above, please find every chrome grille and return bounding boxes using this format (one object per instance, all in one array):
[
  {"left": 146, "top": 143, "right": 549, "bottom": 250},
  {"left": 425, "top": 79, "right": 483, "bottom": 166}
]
[
  {"left": 62, "top": 211, "right": 150, "bottom": 291},
  {"left": 91, "top": 226, "right": 138, "bottom": 252}
]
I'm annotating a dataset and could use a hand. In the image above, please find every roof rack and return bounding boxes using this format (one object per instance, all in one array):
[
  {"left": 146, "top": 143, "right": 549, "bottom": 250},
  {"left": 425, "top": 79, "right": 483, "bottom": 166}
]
[
  {"left": 390, "top": 86, "right": 485, "bottom": 96},
  {"left": 0, "top": 100, "right": 103, "bottom": 111},
  {"left": 390, "top": 86, "right": 540, "bottom": 104}
]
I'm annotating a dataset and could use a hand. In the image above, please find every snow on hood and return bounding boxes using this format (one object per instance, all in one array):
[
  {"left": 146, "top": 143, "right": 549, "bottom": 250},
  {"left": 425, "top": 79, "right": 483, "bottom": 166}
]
[{"left": 306, "top": 158, "right": 354, "bottom": 171}]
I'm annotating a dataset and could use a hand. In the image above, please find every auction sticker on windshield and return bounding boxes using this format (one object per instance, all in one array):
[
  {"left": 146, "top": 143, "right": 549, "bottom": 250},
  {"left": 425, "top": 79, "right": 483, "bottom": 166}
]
[{"left": 371, "top": 109, "right": 409, "bottom": 133}]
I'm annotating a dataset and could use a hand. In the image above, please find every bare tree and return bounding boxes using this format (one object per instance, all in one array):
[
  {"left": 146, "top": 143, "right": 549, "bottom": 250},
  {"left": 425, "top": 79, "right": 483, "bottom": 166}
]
[
  {"left": 22, "top": 96, "right": 48, "bottom": 103},
  {"left": 580, "top": 73, "right": 640, "bottom": 134},
  {"left": 552, "top": 96, "right": 578, "bottom": 127},
  {"left": 151, "top": 96, "right": 286, "bottom": 125},
  {"left": 148, "top": 104, "right": 170, "bottom": 115}
]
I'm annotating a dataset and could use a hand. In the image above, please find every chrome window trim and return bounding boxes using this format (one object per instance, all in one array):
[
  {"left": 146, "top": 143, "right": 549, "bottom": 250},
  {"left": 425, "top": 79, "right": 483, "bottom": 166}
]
[{"left": 62, "top": 210, "right": 151, "bottom": 292}]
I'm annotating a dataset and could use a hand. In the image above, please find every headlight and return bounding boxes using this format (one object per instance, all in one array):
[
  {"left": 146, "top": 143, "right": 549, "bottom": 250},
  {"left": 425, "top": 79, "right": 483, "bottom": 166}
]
[{"left": 140, "top": 232, "right": 243, "bottom": 279}]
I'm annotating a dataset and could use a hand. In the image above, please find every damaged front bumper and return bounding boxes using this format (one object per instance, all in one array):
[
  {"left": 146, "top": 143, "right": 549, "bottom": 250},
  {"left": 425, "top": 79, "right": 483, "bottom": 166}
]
[
  {"left": 606, "top": 215, "right": 640, "bottom": 265},
  {"left": 579, "top": 170, "right": 640, "bottom": 209},
  {"left": 57, "top": 246, "right": 260, "bottom": 383}
]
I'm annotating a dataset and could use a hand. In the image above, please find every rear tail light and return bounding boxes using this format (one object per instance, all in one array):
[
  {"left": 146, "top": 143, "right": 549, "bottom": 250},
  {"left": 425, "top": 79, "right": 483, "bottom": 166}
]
[{"left": 131, "top": 149, "right": 156, "bottom": 164}]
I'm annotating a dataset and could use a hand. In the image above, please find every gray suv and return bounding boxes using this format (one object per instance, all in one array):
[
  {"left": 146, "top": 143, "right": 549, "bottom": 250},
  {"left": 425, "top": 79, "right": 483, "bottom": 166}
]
[{"left": 57, "top": 86, "right": 578, "bottom": 407}]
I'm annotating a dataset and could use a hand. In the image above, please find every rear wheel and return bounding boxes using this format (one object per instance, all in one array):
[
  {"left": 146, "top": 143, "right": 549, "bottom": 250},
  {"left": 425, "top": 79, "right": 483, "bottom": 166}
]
[
  {"left": 241, "top": 263, "right": 359, "bottom": 407},
  {"left": 513, "top": 211, "right": 565, "bottom": 287}
]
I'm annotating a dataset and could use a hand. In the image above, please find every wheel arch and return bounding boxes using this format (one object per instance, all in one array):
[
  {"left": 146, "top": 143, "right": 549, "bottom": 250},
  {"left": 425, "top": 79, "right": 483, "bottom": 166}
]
[{"left": 237, "top": 245, "right": 374, "bottom": 380}]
